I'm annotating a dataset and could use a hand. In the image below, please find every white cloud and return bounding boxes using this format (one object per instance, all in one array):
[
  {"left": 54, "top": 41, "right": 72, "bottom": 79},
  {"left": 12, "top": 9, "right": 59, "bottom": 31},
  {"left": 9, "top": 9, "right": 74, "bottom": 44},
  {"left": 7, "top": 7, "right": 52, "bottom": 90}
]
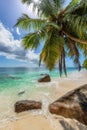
[
  {"left": 0, "top": 22, "right": 39, "bottom": 66},
  {"left": 26, "top": 50, "right": 39, "bottom": 60},
  {"left": 16, "top": 27, "right": 21, "bottom": 35},
  {"left": 17, "top": 0, "right": 38, "bottom": 18}
]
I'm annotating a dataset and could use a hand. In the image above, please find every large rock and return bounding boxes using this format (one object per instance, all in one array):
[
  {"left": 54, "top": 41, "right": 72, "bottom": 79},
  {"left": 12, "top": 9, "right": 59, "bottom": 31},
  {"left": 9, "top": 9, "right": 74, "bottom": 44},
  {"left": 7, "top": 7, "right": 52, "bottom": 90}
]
[
  {"left": 38, "top": 74, "right": 51, "bottom": 82},
  {"left": 49, "top": 84, "right": 87, "bottom": 125},
  {"left": 15, "top": 100, "right": 42, "bottom": 113}
]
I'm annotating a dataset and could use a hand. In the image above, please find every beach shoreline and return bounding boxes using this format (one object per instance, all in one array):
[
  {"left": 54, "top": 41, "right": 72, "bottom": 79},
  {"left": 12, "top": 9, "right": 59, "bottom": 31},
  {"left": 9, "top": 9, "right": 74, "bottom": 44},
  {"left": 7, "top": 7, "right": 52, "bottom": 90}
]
[{"left": 0, "top": 70, "right": 87, "bottom": 130}]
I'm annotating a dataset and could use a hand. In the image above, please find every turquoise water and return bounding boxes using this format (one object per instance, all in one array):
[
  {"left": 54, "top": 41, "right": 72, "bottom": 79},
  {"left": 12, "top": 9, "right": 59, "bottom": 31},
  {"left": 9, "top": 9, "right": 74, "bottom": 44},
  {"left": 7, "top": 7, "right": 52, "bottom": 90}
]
[
  {"left": 0, "top": 67, "right": 77, "bottom": 97},
  {"left": 0, "top": 67, "right": 77, "bottom": 90},
  {"left": 0, "top": 67, "right": 77, "bottom": 126},
  {"left": 0, "top": 67, "right": 76, "bottom": 98}
]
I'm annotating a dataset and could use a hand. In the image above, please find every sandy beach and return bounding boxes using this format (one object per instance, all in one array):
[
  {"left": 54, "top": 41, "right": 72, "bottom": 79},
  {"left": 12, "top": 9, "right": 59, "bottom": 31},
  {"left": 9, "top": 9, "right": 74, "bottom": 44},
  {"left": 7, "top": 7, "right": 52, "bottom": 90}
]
[{"left": 1, "top": 70, "right": 87, "bottom": 130}]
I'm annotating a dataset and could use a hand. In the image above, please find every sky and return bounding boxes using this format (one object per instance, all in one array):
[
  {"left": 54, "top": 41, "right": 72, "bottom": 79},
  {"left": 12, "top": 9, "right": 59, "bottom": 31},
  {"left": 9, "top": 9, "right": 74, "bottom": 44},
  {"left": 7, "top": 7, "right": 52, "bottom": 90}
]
[
  {"left": 0, "top": 0, "right": 40, "bottom": 67},
  {"left": 0, "top": 0, "right": 84, "bottom": 68}
]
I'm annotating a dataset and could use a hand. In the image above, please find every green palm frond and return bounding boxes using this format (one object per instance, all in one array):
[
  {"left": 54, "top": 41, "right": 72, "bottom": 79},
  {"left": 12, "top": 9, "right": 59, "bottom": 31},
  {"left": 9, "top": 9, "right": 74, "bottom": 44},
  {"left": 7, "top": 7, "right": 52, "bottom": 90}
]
[
  {"left": 63, "top": 14, "right": 87, "bottom": 40},
  {"left": 38, "top": 0, "right": 66, "bottom": 17},
  {"left": 70, "top": 0, "right": 87, "bottom": 15},
  {"left": 22, "top": 29, "right": 45, "bottom": 49},
  {"left": 39, "top": 29, "right": 64, "bottom": 71},
  {"left": 21, "top": 0, "right": 32, "bottom": 5},
  {"left": 38, "top": 0, "right": 58, "bottom": 17},
  {"left": 15, "top": 14, "right": 46, "bottom": 30},
  {"left": 77, "top": 43, "right": 87, "bottom": 56},
  {"left": 63, "top": 0, "right": 87, "bottom": 41},
  {"left": 66, "top": 39, "right": 81, "bottom": 70},
  {"left": 66, "top": 0, "right": 80, "bottom": 10},
  {"left": 83, "top": 59, "right": 87, "bottom": 69},
  {"left": 21, "top": 0, "right": 66, "bottom": 17},
  {"left": 42, "top": 22, "right": 61, "bottom": 31},
  {"left": 21, "top": 20, "right": 61, "bottom": 50},
  {"left": 66, "top": 0, "right": 87, "bottom": 16}
]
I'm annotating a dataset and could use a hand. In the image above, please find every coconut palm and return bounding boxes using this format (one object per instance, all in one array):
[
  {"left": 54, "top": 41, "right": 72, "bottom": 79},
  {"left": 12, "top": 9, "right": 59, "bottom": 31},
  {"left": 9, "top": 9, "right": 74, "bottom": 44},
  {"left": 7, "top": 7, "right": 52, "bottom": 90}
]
[{"left": 15, "top": 0, "right": 87, "bottom": 76}]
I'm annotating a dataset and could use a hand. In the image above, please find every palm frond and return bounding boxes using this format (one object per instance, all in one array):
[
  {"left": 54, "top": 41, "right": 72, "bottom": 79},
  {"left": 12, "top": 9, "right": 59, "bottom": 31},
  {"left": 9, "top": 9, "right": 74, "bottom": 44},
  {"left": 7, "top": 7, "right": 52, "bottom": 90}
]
[
  {"left": 70, "top": 0, "right": 87, "bottom": 15},
  {"left": 63, "top": 0, "right": 87, "bottom": 42},
  {"left": 77, "top": 43, "right": 87, "bottom": 57},
  {"left": 39, "top": 29, "right": 64, "bottom": 71},
  {"left": 83, "top": 59, "right": 87, "bottom": 69},
  {"left": 15, "top": 14, "right": 46, "bottom": 31},
  {"left": 63, "top": 13, "right": 87, "bottom": 41},
  {"left": 38, "top": 0, "right": 58, "bottom": 17},
  {"left": 22, "top": 29, "right": 45, "bottom": 49},
  {"left": 66, "top": 0, "right": 80, "bottom": 10},
  {"left": 66, "top": 39, "right": 81, "bottom": 70},
  {"left": 21, "top": 0, "right": 32, "bottom": 5},
  {"left": 66, "top": 0, "right": 87, "bottom": 17}
]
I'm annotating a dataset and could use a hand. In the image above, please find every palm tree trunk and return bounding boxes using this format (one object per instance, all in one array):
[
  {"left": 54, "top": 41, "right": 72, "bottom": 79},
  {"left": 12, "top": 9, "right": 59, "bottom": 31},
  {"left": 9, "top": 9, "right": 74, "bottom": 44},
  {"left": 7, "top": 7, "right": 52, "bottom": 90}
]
[
  {"left": 63, "top": 31, "right": 87, "bottom": 45},
  {"left": 63, "top": 49, "right": 67, "bottom": 76}
]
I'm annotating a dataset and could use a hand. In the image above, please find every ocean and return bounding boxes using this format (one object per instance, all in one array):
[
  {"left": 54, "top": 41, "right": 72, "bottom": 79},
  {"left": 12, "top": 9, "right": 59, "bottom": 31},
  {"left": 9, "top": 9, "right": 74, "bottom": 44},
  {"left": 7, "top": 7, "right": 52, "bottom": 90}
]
[{"left": 0, "top": 67, "right": 77, "bottom": 127}]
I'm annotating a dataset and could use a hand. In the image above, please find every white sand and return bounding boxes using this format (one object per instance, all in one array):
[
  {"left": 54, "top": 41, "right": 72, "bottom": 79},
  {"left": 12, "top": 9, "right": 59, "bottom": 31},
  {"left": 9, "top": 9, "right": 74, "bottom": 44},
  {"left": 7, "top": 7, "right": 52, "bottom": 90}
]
[{"left": 1, "top": 70, "right": 87, "bottom": 130}]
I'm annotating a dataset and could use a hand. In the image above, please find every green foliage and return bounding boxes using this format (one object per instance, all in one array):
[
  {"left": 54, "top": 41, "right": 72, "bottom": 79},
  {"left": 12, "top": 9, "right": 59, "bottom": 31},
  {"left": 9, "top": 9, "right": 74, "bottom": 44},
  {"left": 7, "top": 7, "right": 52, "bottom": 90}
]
[
  {"left": 16, "top": 0, "right": 87, "bottom": 76},
  {"left": 39, "top": 31, "right": 64, "bottom": 71},
  {"left": 67, "top": 0, "right": 87, "bottom": 15},
  {"left": 66, "top": 0, "right": 80, "bottom": 10},
  {"left": 21, "top": 0, "right": 32, "bottom": 5},
  {"left": 15, "top": 14, "right": 46, "bottom": 31},
  {"left": 65, "top": 39, "right": 81, "bottom": 70},
  {"left": 83, "top": 59, "right": 87, "bottom": 69}
]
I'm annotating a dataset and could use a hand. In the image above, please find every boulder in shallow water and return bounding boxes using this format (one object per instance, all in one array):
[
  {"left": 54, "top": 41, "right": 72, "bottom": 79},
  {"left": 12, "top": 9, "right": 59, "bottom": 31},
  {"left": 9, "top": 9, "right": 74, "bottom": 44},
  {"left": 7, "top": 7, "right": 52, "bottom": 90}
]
[
  {"left": 38, "top": 74, "right": 51, "bottom": 82},
  {"left": 15, "top": 100, "right": 42, "bottom": 113},
  {"left": 49, "top": 84, "right": 87, "bottom": 125}
]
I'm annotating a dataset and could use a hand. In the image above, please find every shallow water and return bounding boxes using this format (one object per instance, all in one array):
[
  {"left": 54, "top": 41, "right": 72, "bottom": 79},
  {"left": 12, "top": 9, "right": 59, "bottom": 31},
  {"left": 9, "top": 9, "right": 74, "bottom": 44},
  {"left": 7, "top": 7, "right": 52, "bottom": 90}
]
[{"left": 0, "top": 67, "right": 77, "bottom": 127}]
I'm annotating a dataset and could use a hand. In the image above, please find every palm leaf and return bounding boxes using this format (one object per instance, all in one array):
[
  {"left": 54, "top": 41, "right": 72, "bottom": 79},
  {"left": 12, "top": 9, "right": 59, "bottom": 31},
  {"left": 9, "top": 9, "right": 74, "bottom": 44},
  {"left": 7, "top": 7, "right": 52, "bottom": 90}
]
[
  {"left": 38, "top": 0, "right": 67, "bottom": 17},
  {"left": 66, "top": 39, "right": 81, "bottom": 70},
  {"left": 15, "top": 14, "right": 46, "bottom": 31},
  {"left": 66, "top": 0, "right": 80, "bottom": 10},
  {"left": 63, "top": 14, "right": 87, "bottom": 40},
  {"left": 22, "top": 30, "right": 45, "bottom": 49},
  {"left": 69, "top": 0, "right": 87, "bottom": 15},
  {"left": 83, "top": 59, "right": 87, "bottom": 69},
  {"left": 77, "top": 43, "right": 87, "bottom": 57},
  {"left": 39, "top": 29, "right": 64, "bottom": 71},
  {"left": 21, "top": 0, "right": 32, "bottom": 5}
]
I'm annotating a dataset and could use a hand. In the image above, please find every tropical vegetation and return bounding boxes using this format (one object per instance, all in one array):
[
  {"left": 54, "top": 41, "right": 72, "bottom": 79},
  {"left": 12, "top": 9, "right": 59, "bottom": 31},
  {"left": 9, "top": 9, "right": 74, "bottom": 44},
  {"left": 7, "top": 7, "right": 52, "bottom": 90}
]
[{"left": 15, "top": 0, "right": 87, "bottom": 76}]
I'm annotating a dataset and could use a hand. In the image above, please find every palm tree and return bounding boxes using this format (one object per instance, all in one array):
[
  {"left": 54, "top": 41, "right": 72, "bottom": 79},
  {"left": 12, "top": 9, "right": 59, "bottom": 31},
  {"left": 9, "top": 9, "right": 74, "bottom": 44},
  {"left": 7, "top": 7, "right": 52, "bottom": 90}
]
[{"left": 15, "top": 0, "right": 87, "bottom": 76}]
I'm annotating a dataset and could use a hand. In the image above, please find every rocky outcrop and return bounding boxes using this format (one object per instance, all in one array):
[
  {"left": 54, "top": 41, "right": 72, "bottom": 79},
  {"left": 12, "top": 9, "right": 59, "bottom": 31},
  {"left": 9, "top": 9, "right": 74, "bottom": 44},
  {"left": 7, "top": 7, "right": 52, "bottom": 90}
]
[
  {"left": 49, "top": 84, "right": 87, "bottom": 125},
  {"left": 38, "top": 74, "right": 51, "bottom": 82},
  {"left": 15, "top": 100, "right": 42, "bottom": 113}
]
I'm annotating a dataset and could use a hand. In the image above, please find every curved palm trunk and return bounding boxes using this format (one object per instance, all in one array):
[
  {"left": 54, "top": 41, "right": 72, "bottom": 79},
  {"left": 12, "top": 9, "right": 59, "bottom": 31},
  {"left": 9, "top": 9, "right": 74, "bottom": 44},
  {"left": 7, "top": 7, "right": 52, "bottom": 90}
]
[{"left": 63, "top": 31, "right": 87, "bottom": 45}]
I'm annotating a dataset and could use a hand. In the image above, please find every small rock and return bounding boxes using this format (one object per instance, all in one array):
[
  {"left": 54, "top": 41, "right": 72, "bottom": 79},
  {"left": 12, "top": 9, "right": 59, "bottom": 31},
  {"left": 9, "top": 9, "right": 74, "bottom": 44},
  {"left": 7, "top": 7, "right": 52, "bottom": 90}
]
[
  {"left": 18, "top": 91, "right": 25, "bottom": 95},
  {"left": 15, "top": 100, "right": 42, "bottom": 113},
  {"left": 38, "top": 74, "right": 51, "bottom": 82}
]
